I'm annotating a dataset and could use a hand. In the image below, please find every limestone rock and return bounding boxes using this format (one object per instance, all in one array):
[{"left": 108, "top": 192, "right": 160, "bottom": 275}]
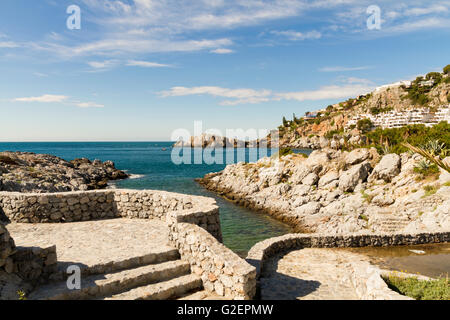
[
  {"left": 318, "top": 171, "right": 339, "bottom": 187},
  {"left": 346, "top": 148, "right": 370, "bottom": 166},
  {"left": 295, "top": 202, "right": 321, "bottom": 216},
  {"left": 339, "top": 162, "right": 372, "bottom": 192},
  {"left": 369, "top": 154, "right": 401, "bottom": 183},
  {"left": 302, "top": 173, "right": 319, "bottom": 186}
]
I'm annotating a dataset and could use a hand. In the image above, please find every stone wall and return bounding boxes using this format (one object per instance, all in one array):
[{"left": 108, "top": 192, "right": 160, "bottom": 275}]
[
  {"left": 246, "top": 232, "right": 449, "bottom": 299},
  {"left": 0, "top": 191, "right": 117, "bottom": 223},
  {"left": 1, "top": 223, "right": 56, "bottom": 286},
  {"left": 12, "top": 246, "right": 57, "bottom": 285},
  {"left": 0, "top": 189, "right": 255, "bottom": 299},
  {"left": 0, "top": 224, "right": 15, "bottom": 273},
  {"left": 167, "top": 200, "right": 255, "bottom": 299},
  {"left": 247, "top": 232, "right": 450, "bottom": 278}
]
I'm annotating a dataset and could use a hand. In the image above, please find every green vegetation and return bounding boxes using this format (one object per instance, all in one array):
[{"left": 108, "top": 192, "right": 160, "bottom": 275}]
[
  {"left": 443, "top": 64, "right": 450, "bottom": 75},
  {"left": 360, "top": 190, "right": 374, "bottom": 204},
  {"left": 423, "top": 184, "right": 438, "bottom": 197},
  {"left": 358, "top": 214, "right": 369, "bottom": 222},
  {"left": 278, "top": 147, "right": 293, "bottom": 157},
  {"left": 413, "top": 161, "right": 440, "bottom": 181},
  {"left": 403, "top": 140, "right": 450, "bottom": 173},
  {"left": 384, "top": 274, "right": 449, "bottom": 300},
  {"left": 444, "top": 181, "right": 450, "bottom": 187},
  {"left": 365, "top": 122, "right": 450, "bottom": 155},
  {"left": 357, "top": 119, "right": 373, "bottom": 133},
  {"left": 447, "top": 93, "right": 450, "bottom": 103},
  {"left": 426, "top": 72, "right": 442, "bottom": 83},
  {"left": 325, "top": 128, "right": 344, "bottom": 139},
  {"left": 405, "top": 76, "right": 431, "bottom": 106},
  {"left": 17, "top": 290, "right": 27, "bottom": 300},
  {"left": 370, "top": 106, "right": 393, "bottom": 115}
]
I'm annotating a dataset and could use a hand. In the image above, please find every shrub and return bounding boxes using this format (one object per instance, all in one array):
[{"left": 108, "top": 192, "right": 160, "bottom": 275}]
[
  {"left": 423, "top": 184, "right": 438, "bottom": 197},
  {"left": 384, "top": 274, "right": 449, "bottom": 300},
  {"left": 413, "top": 162, "right": 440, "bottom": 181},
  {"left": 370, "top": 106, "right": 393, "bottom": 115},
  {"left": 357, "top": 119, "right": 373, "bottom": 133},
  {"left": 325, "top": 128, "right": 344, "bottom": 139},
  {"left": 366, "top": 122, "right": 450, "bottom": 155},
  {"left": 426, "top": 72, "right": 442, "bottom": 84},
  {"left": 447, "top": 93, "right": 450, "bottom": 102},
  {"left": 444, "top": 64, "right": 450, "bottom": 75},
  {"left": 279, "top": 147, "right": 293, "bottom": 157}
]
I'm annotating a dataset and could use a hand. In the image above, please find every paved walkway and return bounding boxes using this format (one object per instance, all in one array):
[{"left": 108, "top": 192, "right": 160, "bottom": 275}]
[
  {"left": 7, "top": 218, "right": 172, "bottom": 271},
  {"left": 260, "top": 249, "right": 369, "bottom": 300}
]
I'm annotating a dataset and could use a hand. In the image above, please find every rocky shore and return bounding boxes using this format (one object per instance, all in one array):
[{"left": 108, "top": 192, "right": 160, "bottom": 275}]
[
  {"left": 0, "top": 152, "right": 129, "bottom": 193},
  {"left": 198, "top": 148, "right": 450, "bottom": 235},
  {"left": 280, "top": 133, "right": 368, "bottom": 150}
]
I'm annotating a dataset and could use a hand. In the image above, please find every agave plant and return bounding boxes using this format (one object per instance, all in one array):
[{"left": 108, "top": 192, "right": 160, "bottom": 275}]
[
  {"left": 416, "top": 159, "right": 432, "bottom": 170},
  {"left": 421, "top": 140, "right": 446, "bottom": 157},
  {"left": 381, "top": 141, "right": 392, "bottom": 155},
  {"left": 403, "top": 142, "right": 450, "bottom": 173}
]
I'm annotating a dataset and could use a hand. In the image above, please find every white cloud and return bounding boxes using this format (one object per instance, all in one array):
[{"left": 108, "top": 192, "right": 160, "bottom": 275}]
[
  {"left": 405, "top": 4, "right": 448, "bottom": 16},
  {"left": 387, "top": 17, "right": 450, "bottom": 33},
  {"left": 87, "top": 60, "right": 119, "bottom": 69},
  {"left": 160, "top": 78, "right": 374, "bottom": 105},
  {"left": 0, "top": 41, "right": 20, "bottom": 48},
  {"left": 36, "top": 38, "right": 233, "bottom": 58},
  {"left": 14, "top": 94, "right": 68, "bottom": 103},
  {"left": 13, "top": 94, "right": 104, "bottom": 108},
  {"left": 319, "top": 66, "right": 371, "bottom": 72},
  {"left": 33, "top": 72, "right": 49, "bottom": 78},
  {"left": 74, "top": 102, "right": 105, "bottom": 108},
  {"left": 276, "top": 83, "right": 373, "bottom": 102},
  {"left": 126, "top": 60, "right": 172, "bottom": 68},
  {"left": 270, "top": 30, "right": 322, "bottom": 41},
  {"left": 210, "top": 48, "right": 234, "bottom": 54}
]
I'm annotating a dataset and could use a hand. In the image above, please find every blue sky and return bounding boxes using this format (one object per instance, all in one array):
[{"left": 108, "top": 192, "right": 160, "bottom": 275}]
[{"left": 0, "top": 0, "right": 449, "bottom": 141}]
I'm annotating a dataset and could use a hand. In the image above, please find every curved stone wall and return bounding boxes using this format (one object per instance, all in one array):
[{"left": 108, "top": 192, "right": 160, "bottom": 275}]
[
  {"left": 0, "top": 189, "right": 256, "bottom": 299},
  {"left": 246, "top": 232, "right": 449, "bottom": 299}
]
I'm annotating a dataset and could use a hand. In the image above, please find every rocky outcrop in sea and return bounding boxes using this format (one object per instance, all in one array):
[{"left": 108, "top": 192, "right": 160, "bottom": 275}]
[
  {"left": 198, "top": 148, "right": 450, "bottom": 235},
  {"left": 0, "top": 152, "right": 129, "bottom": 193},
  {"left": 173, "top": 133, "right": 261, "bottom": 148}
]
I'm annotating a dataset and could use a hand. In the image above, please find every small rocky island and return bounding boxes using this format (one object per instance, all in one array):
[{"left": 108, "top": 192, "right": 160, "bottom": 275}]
[{"left": 0, "top": 152, "right": 129, "bottom": 193}]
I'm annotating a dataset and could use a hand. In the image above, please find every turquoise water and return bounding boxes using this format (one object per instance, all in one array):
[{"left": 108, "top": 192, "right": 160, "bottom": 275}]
[{"left": 0, "top": 142, "right": 307, "bottom": 256}]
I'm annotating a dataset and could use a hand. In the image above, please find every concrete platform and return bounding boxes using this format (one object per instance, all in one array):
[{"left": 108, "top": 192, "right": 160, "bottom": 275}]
[{"left": 6, "top": 218, "right": 174, "bottom": 273}]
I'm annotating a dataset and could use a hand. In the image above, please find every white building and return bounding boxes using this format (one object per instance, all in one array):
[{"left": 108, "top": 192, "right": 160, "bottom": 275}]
[{"left": 345, "top": 105, "right": 449, "bottom": 130}]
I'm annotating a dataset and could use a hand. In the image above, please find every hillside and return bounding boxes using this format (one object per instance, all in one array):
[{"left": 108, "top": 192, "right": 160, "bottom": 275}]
[{"left": 278, "top": 65, "right": 450, "bottom": 149}]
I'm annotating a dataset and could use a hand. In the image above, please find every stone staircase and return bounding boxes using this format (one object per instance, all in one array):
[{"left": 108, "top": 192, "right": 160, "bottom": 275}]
[
  {"left": 29, "top": 247, "right": 203, "bottom": 300},
  {"left": 374, "top": 214, "right": 410, "bottom": 233}
]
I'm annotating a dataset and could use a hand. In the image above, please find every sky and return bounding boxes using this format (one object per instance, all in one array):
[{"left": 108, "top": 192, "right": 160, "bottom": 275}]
[{"left": 0, "top": 0, "right": 449, "bottom": 141}]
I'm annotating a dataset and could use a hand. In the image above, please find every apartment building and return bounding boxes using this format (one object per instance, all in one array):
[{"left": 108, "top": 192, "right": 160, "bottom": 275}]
[{"left": 345, "top": 105, "right": 450, "bottom": 130}]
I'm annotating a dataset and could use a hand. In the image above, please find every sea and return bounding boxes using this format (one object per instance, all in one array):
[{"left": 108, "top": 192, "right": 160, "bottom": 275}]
[{"left": 0, "top": 142, "right": 312, "bottom": 257}]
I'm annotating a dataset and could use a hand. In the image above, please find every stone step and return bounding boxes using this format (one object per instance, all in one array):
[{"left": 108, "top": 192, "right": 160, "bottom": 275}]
[
  {"left": 56, "top": 246, "right": 180, "bottom": 277},
  {"left": 30, "top": 260, "right": 191, "bottom": 300},
  {"left": 104, "top": 274, "right": 203, "bottom": 300}
]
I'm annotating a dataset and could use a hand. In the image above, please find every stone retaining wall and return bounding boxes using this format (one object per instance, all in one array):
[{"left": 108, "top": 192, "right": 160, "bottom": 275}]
[
  {"left": 0, "top": 224, "right": 15, "bottom": 273},
  {"left": 0, "top": 189, "right": 255, "bottom": 299},
  {"left": 166, "top": 198, "right": 255, "bottom": 299},
  {"left": 247, "top": 232, "right": 450, "bottom": 278},
  {"left": 12, "top": 246, "right": 57, "bottom": 285},
  {"left": 246, "top": 232, "right": 449, "bottom": 300},
  {"left": 1, "top": 224, "right": 57, "bottom": 285}
]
